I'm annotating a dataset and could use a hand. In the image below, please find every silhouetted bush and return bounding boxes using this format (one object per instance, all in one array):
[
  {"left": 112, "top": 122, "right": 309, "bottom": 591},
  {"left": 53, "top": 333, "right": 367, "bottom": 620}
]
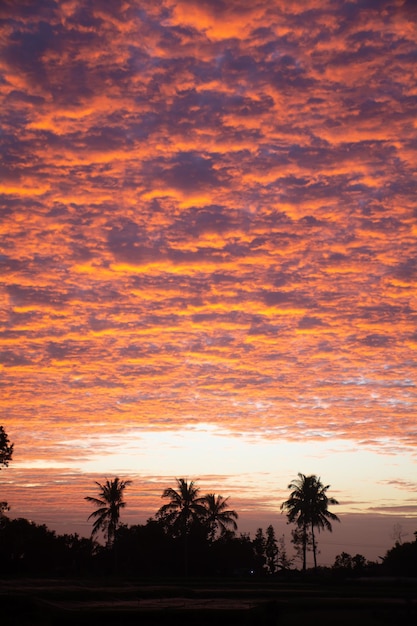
[{"left": 383, "top": 536, "right": 417, "bottom": 577}]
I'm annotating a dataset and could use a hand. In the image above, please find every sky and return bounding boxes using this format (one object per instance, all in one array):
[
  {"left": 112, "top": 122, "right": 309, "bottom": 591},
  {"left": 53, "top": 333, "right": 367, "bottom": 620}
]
[{"left": 1, "top": 0, "right": 417, "bottom": 566}]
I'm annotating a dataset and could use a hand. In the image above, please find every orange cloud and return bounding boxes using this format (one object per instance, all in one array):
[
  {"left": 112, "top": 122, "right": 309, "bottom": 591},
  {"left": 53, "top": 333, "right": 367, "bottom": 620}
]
[{"left": 1, "top": 0, "right": 416, "bottom": 546}]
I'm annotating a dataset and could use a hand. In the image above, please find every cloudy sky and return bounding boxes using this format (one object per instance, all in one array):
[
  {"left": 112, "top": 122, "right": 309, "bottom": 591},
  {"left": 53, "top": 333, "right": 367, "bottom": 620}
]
[{"left": 1, "top": 0, "right": 416, "bottom": 564}]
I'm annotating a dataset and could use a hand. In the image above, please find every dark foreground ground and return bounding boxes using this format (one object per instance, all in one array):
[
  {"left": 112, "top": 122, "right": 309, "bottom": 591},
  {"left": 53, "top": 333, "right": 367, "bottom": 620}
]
[{"left": 1, "top": 577, "right": 416, "bottom": 626}]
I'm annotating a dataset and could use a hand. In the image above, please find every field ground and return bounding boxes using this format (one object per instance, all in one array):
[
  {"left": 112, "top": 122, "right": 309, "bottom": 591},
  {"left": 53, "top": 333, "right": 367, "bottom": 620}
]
[{"left": 1, "top": 577, "right": 417, "bottom": 625}]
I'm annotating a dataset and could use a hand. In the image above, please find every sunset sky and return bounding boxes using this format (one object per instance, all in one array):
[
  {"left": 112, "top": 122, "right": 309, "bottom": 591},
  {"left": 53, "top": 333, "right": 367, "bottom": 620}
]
[{"left": 1, "top": 0, "right": 417, "bottom": 565}]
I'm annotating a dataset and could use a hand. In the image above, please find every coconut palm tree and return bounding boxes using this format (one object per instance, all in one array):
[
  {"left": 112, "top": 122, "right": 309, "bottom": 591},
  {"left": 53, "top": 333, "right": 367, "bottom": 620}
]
[
  {"left": 203, "top": 493, "right": 238, "bottom": 542},
  {"left": 281, "top": 473, "right": 339, "bottom": 570},
  {"left": 156, "top": 478, "right": 206, "bottom": 537},
  {"left": 156, "top": 478, "right": 207, "bottom": 575},
  {"left": 85, "top": 477, "right": 132, "bottom": 548}
]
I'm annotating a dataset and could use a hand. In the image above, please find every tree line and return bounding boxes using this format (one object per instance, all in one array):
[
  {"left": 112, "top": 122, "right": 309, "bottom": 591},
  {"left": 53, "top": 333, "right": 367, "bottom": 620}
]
[
  {"left": 1, "top": 425, "right": 416, "bottom": 578},
  {"left": 83, "top": 473, "right": 340, "bottom": 574}
]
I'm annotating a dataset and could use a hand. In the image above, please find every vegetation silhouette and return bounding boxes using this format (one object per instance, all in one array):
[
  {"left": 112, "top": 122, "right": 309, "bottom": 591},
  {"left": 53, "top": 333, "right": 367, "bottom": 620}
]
[
  {"left": 155, "top": 478, "right": 239, "bottom": 575},
  {"left": 156, "top": 478, "right": 206, "bottom": 575},
  {"left": 1, "top": 446, "right": 415, "bottom": 581},
  {"left": 281, "top": 473, "right": 340, "bottom": 569},
  {"left": 156, "top": 478, "right": 206, "bottom": 537},
  {"left": 2, "top": 511, "right": 401, "bottom": 580},
  {"left": 0, "top": 426, "right": 13, "bottom": 469},
  {"left": 85, "top": 477, "right": 132, "bottom": 548},
  {"left": 265, "top": 524, "right": 279, "bottom": 574},
  {"left": 382, "top": 532, "right": 417, "bottom": 577},
  {"left": 332, "top": 551, "right": 368, "bottom": 579},
  {"left": 0, "top": 425, "right": 13, "bottom": 525},
  {"left": 203, "top": 493, "right": 238, "bottom": 542},
  {"left": 0, "top": 517, "right": 98, "bottom": 576}
]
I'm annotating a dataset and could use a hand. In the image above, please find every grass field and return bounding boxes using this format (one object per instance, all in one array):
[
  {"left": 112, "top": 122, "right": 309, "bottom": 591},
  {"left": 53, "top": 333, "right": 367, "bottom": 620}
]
[{"left": 1, "top": 577, "right": 416, "bottom": 625}]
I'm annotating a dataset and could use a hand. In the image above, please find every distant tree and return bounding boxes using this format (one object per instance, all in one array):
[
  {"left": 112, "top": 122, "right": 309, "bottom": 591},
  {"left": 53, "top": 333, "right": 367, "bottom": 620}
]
[
  {"left": 277, "top": 533, "right": 293, "bottom": 571},
  {"left": 333, "top": 551, "right": 353, "bottom": 570},
  {"left": 85, "top": 477, "right": 132, "bottom": 548},
  {"left": 0, "top": 501, "right": 10, "bottom": 529},
  {"left": 390, "top": 522, "right": 408, "bottom": 546},
  {"left": 290, "top": 526, "right": 313, "bottom": 568},
  {"left": 383, "top": 533, "right": 417, "bottom": 577},
  {"left": 253, "top": 527, "right": 267, "bottom": 575},
  {"left": 0, "top": 425, "right": 13, "bottom": 469},
  {"left": 281, "top": 473, "right": 340, "bottom": 569},
  {"left": 202, "top": 493, "right": 238, "bottom": 542},
  {"left": 352, "top": 553, "right": 367, "bottom": 570},
  {"left": 265, "top": 524, "right": 279, "bottom": 574},
  {"left": 333, "top": 551, "right": 375, "bottom": 579}
]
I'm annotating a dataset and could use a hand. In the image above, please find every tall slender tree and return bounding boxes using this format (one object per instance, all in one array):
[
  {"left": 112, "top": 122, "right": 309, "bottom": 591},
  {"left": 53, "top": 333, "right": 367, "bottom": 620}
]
[
  {"left": 85, "top": 477, "right": 132, "bottom": 548},
  {"left": 203, "top": 493, "right": 238, "bottom": 542},
  {"left": 277, "top": 534, "right": 293, "bottom": 571},
  {"left": 281, "top": 473, "right": 340, "bottom": 569},
  {"left": 265, "top": 524, "right": 278, "bottom": 574},
  {"left": 253, "top": 527, "right": 267, "bottom": 574}
]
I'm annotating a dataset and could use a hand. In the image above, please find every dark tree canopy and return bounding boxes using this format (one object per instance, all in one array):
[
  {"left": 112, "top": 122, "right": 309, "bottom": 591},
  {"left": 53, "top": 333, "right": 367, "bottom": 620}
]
[{"left": 383, "top": 534, "right": 417, "bottom": 577}]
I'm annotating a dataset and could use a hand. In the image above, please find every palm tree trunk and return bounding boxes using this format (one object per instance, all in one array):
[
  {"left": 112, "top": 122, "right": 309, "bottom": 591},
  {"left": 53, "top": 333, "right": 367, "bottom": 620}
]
[
  {"left": 302, "top": 525, "right": 307, "bottom": 571},
  {"left": 113, "top": 535, "right": 118, "bottom": 575},
  {"left": 183, "top": 532, "right": 189, "bottom": 576},
  {"left": 311, "top": 523, "right": 317, "bottom": 569},
  {"left": 181, "top": 516, "right": 189, "bottom": 577}
]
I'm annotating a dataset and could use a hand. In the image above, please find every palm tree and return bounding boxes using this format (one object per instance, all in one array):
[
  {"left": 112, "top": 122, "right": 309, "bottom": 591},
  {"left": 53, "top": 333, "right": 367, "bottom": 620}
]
[
  {"left": 281, "top": 473, "right": 339, "bottom": 570},
  {"left": 156, "top": 478, "right": 206, "bottom": 537},
  {"left": 156, "top": 478, "right": 206, "bottom": 575},
  {"left": 85, "top": 477, "right": 132, "bottom": 548},
  {"left": 203, "top": 493, "right": 238, "bottom": 542}
]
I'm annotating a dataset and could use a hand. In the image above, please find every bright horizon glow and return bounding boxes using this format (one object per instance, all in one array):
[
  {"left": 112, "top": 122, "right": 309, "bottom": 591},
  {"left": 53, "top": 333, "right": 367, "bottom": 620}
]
[
  {"left": 1, "top": 0, "right": 417, "bottom": 567},
  {"left": 8, "top": 425, "right": 417, "bottom": 517}
]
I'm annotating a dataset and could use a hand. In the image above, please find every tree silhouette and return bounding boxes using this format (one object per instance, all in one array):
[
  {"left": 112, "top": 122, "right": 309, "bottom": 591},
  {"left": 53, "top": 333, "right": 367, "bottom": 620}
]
[
  {"left": 85, "top": 477, "right": 132, "bottom": 548},
  {"left": 265, "top": 524, "right": 278, "bottom": 574},
  {"left": 156, "top": 478, "right": 206, "bottom": 538},
  {"left": 203, "top": 493, "right": 238, "bottom": 542},
  {"left": 1, "top": 425, "right": 14, "bottom": 520},
  {"left": 383, "top": 534, "right": 417, "bottom": 577},
  {"left": 0, "top": 501, "right": 9, "bottom": 530},
  {"left": 277, "top": 533, "right": 293, "bottom": 571},
  {"left": 290, "top": 526, "right": 313, "bottom": 569},
  {"left": 0, "top": 426, "right": 13, "bottom": 469},
  {"left": 253, "top": 527, "right": 267, "bottom": 575},
  {"left": 156, "top": 478, "right": 207, "bottom": 575},
  {"left": 281, "top": 473, "right": 340, "bottom": 569}
]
